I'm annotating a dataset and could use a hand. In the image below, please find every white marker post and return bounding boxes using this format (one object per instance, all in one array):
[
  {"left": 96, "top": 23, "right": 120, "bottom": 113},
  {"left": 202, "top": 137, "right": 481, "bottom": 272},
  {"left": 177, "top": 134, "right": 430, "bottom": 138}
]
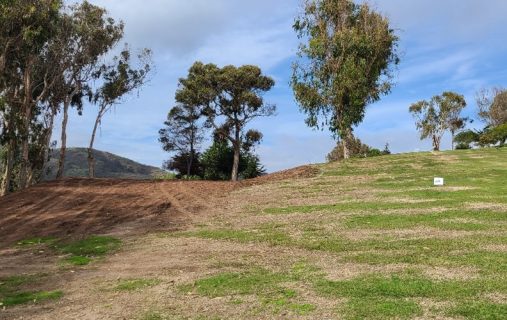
[{"left": 434, "top": 177, "right": 444, "bottom": 186}]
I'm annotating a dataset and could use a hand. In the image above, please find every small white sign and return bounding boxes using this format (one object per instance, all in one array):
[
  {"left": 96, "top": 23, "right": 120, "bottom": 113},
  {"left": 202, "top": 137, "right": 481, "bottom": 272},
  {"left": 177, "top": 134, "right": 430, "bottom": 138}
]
[{"left": 434, "top": 177, "right": 444, "bottom": 186}]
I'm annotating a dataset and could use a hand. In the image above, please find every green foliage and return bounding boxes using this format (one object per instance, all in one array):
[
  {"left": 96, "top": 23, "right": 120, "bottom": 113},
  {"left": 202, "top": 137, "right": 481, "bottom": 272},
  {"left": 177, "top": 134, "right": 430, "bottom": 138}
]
[
  {"left": 154, "top": 172, "right": 177, "bottom": 180},
  {"left": 291, "top": 0, "right": 399, "bottom": 141},
  {"left": 159, "top": 103, "right": 204, "bottom": 177},
  {"left": 455, "top": 129, "right": 480, "bottom": 149},
  {"left": 327, "top": 137, "right": 389, "bottom": 162},
  {"left": 162, "top": 151, "right": 202, "bottom": 178},
  {"left": 200, "top": 141, "right": 265, "bottom": 180},
  {"left": 479, "top": 123, "right": 507, "bottom": 147}
]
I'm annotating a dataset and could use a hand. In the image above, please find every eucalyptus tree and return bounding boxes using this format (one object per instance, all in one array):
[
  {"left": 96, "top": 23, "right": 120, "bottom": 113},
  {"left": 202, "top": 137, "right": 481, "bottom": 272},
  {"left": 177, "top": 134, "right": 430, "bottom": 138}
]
[
  {"left": 476, "top": 87, "right": 507, "bottom": 127},
  {"left": 409, "top": 92, "right": 467, "bottom": 151},
  {"left": 176, "top": 62, "right": 275, "bottom": 181},
  {"left": 88, "top": 48, "right": 152, "bottom": 178},
  {"left": 55, "top": 1, "right": 124, "bottom": 179},
  {"left": 159, "top": 103, "right": 204, "bottom": 177},
  {"left": 291, "top": 0, "right": 399, "bottom": 159},
  {"left": 0, "top": 0, "right": 63, "bottom": 194}
]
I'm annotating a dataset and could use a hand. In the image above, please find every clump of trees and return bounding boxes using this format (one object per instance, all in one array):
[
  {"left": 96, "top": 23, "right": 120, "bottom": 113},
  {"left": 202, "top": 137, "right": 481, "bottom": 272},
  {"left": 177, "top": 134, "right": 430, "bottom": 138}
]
[
  {"left": 159, "top": 62, "right": 274, "bottom": 181},
  {"left": 409, "top": 92, "right": 467, "bottom": 151},
  {"left": 454, "top": 88, "right": 507, "bottom": 149},
  {"left": 291, "top": 0, "right": 399, "bottom": 159},
  {"left": 327, "top": 138, "right": 390, "bottom": 162},
  {"left": 0, "top": 1, "right": 151, "bottom": 195}
]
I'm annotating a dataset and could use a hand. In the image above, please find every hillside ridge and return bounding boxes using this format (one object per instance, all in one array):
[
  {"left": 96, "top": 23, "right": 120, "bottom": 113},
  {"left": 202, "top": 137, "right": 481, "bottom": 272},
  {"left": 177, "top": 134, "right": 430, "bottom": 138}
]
[{"left": 43, "top": 148, "right": 164, "bottom": 180}]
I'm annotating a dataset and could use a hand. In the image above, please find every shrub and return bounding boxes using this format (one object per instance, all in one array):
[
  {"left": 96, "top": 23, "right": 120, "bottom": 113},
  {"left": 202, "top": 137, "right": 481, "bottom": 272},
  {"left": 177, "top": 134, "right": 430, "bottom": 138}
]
[
  {"left": 455, "top": 130, "right": 480, "bottom": 149},
  {"left": 200, "top": 141, "right": 265, "bottom": 180},
  {"left": 327, "top": 137, "right": 389, "bottom": 162},
  {"left": 479, "top": 123, "right": 507, "bottom": 147}
]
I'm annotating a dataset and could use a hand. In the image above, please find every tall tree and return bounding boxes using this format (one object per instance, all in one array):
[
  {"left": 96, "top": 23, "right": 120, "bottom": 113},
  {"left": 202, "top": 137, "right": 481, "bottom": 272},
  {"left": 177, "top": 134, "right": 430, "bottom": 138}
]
[
  {"left": 176, "top": 62, "right": 275, "bottom": 181},
  {"left": 159, "top": 103, "right": 204, "bottom": 177},
  {"left": 409, "top": 91, "right": 467, "bottom": 151},
  {"left": 291, "top": 0, "right": 399, "bottom": 159},
  {"left": 0, "top": 0, "right": 63, "bottom": 194},
  {"left": 476, "top": 87, "right": 507, "bottom": 127},
  {"left": 55, "top": 1, "right": 124, "bottom": 180},
  {"left": 88, "top": 48, "right": 151, "bottom": 178}
]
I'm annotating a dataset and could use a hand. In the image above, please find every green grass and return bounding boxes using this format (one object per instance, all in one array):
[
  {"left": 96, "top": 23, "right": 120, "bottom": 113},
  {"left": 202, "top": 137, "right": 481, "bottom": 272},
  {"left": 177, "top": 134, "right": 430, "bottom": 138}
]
[
  {"left": 180, "top": 268, "right": 289, "bottom": 297},
  {"left": 449, "top": 301, "right": 507, "bottom": 320},
  {"left": 341, "top": 298, "right": 422, "bottom": 320},
  {"left": 172, "top": 149, "right": 507, "bottom": 318},
  {"left": 180, "top": 266, "right": 318, "bottom": 316},
  {"left": 16, "top": 237, "right": 57, "bottom": 246},
  {"left": 0, "top": 274, "right": 62, "bottom": 307},
  {"left": 55, "top": 235, "right": 121, "bottom": 265},
  {"left": 1, "top": 290, "right": 63, "bottom": 306},
  {"left": 114, "top": 278, "right": 161, "bottom": 291}
]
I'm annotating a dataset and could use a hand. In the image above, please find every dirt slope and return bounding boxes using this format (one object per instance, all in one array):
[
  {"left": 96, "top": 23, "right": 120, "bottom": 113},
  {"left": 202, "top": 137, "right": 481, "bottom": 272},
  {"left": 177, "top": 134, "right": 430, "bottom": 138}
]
[
  {"left": 0, "top": 165, "right": 318, "bottom": 248},
  {"left": 0, "top": 178, "right": 235, "bottom": 248}
]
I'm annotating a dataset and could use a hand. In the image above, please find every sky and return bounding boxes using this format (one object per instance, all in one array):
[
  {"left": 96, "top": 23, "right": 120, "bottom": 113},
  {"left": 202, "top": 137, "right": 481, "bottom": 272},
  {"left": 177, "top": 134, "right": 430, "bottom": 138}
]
[{"left": 53, "top": 0, "right": 507, "bottom": 172}]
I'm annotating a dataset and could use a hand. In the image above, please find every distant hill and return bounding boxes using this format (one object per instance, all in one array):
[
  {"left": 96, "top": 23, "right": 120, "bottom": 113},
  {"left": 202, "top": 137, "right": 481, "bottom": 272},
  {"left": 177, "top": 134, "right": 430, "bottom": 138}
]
[{"left": 43, "top": 148, "right": 164, "bottom": 180}]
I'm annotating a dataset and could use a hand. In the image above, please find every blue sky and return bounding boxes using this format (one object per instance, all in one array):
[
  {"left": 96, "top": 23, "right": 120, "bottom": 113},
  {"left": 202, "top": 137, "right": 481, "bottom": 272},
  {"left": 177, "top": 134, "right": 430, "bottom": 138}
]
[{"left": 53, "top": 0, "right": 507, "bottom": 172}]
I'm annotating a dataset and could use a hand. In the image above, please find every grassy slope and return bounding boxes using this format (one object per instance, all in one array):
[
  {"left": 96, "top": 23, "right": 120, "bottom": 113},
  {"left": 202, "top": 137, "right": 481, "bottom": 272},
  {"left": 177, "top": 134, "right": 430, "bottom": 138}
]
[
  {"left": 5, "top": 148, "right": 507, "bottom": 319},
  {"left": 173, "top": 148, "right": 507, "bottom": 319}
]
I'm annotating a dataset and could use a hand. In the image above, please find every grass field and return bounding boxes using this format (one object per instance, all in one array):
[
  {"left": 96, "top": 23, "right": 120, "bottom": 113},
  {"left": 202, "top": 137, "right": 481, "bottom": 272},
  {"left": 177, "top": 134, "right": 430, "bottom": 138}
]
[
  {"left": 171, "top": 148, "right": 507, "bottom": 319},
  {"left": 1, "top": 148, "right": 506, "bottom": 319}
]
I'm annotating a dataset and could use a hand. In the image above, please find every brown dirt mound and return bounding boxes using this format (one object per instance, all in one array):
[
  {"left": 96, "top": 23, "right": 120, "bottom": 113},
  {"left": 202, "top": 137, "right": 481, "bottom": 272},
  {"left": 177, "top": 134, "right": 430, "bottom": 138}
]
[
  {"left": 0, "top": 178, "right": 236, "bottom": 248},
  {"left": 0, "top": 166, "right": 319, "bottom": 248}
]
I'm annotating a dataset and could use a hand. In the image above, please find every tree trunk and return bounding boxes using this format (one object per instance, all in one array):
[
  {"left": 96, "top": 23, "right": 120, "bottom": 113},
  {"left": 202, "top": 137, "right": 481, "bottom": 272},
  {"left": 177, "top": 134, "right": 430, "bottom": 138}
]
[
  {"left": 433, "top": 135, "right": 441, "bottom": 151},
  {"left": 27, "top": 168, "right": 34, "bottom": 187},
  {"left": 231, "top": 127, "right": 241, "bottom": 181},
  {"left": 342, "top": 128, "right": 353, "bottom": 160},
  {"left": 1, "top": 139, "right": 15, "bottom": 196},
  {"left": 186, "top": 152, "right": 193, "bottom": 177},
  {"left": 342, "top": 139, "right": 350, "bottom": 160},
  {"left": 231, "top": 146, "right": 240, "bottom": 182},
  {"left": 187, "top": 139, "right": 194, "bottom": 177},
  {"left": 451, "top": 131, "right": 455, "bottom": 150},
  {"left": 18, "top": 63, "right": 33, "bottom": 189},
  {"left": 56, "top": 99, "right": 71, "bottom": 179},
  {"left": 88, "top": 114, "right": 101, "bottom": 178},
  {"left": 43, "top": 106, "right": 56, "bottom": 175}
]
